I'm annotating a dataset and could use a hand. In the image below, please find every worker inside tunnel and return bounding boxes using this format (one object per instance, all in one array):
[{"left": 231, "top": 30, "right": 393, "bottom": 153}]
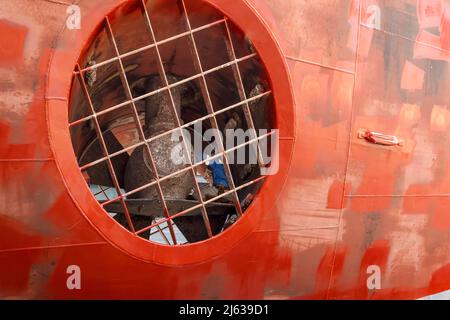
[{"left": 67, "top": 0, "right": 276, "bottom": 245}]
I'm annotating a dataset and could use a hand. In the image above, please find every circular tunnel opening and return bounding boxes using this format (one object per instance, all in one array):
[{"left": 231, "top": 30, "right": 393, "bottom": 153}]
[{"left": 68, "top": 0, "right": 276, "bottom": 245}]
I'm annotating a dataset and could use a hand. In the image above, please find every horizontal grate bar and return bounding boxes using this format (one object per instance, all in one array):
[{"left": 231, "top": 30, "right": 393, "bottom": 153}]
[
  {"left": 79, "top": 90, "right": 271, "bottom": 171},
  {"left": 105, "top": 15, "right": 179, "bottom": 244},
  {"left": 69, "top": 53, "right": 257, "bottom": 127},
  {"left": 76, "top": 64, "right": 136, "bottom": 233},
  {"left": 74, "top": 18, "right": 228, "bottom": 74},
  {"left": 136, "top": 175, "right": 266, "bottom": 236},
  {"left": 101, "top": 130, "right": 275, "bottom": 207},
  {"left": 70, "top": 1, "right": 275, "bottom": 245}
]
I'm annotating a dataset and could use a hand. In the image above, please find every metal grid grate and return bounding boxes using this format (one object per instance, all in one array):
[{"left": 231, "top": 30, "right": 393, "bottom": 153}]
[{"left": 69, "top": 0, "right": 275, "bottom": 245}]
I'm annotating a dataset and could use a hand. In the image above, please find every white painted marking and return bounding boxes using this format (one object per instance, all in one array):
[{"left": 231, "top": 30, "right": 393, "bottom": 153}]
[{"left": 419, "top": 290, "right": 450, "bottom": 300}]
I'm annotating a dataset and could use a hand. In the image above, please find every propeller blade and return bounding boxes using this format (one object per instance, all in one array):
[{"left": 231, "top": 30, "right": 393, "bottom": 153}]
[{"left": 79, "top": 129, "right": 129, "bottom": 188}]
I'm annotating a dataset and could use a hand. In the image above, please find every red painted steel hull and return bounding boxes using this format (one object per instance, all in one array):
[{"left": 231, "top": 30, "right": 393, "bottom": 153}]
[{"left": 1, "top": 0, "right": 450, "bottom": 299}]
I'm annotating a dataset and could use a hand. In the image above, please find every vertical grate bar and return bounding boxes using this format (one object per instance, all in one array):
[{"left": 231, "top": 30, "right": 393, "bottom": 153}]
[
  {"left": 74, "top": 18, "right": 227, "bottom": 75},
  {"left": 104, "top": 17, "right": 178, "bottom": 245},
  {"left": 75, "top": 64, "right": 135, "bottom": 233},
  {"left": 180, "top": 0, "right": 244, "bottom": 217},
  {"left": 136, "top": 174, "right": 266, "bottom": 236},
  {"left": 76, "top": 87, "right": 267, "bottom": 172},
  {"left": 156, "top": 223, "right": 171, "bottom": 245},
  {"left": 223, "top": 20, "right": 267, "bottom": 169},
  {"left": 139, "top": 0, "right": 214, "bottom": 238}
]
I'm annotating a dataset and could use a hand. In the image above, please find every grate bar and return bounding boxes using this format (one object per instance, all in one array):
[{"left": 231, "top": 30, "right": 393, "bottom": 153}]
[
  {"left": 223, "top": 20, "right": 267, "bottom": 169},
  {"left": 78, "top": 90, "right": 271, "bottom": 172},
  {"left": 180, "top": 0, "right": 243, "bottom": 217},
  {"left": 136, "top": 175, "right": 266, "bottom": 236},
  {"left": 72, "top": 3, "right": 273, "bottom": 244},
  {"left": 76, "top": 64, "right": 135, "bottom": 233},
  {"left": 101, "top": 130, "right": 275, "bottom": 209},
  {"left": 69, "top": 53, "right": 257, "bottom": 128},
  {"left": 105, "top": 17, "right": 178, "bottom": 245},
  {"left": 150, "top": 219, "right": 170, "bottom": 236},
  {"left": 140, "top": 0, "right": 213, "bottom": 238},
  {"left": 156, "top": 223, "right": 171, "bottom": 245},
  {"left": 74, "top": 18, "right": 228, "bottom": 74},
  {"left": 150, "top": 220, "right": 188, "bottom": 245}
]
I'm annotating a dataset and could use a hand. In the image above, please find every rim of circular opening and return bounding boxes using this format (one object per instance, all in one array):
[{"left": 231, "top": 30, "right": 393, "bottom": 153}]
[{"left": 46, "top": 0, "right": 296, "bottom": 266}]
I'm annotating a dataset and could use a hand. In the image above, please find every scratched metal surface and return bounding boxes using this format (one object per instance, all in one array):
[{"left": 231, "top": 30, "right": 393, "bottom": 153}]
[{"left": 0, "top": 0, "right": 449, "bottom": 299}]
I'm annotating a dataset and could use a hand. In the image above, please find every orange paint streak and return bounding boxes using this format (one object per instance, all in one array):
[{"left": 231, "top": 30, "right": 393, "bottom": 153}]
[{"left": 0, "top": 20, "right": 27, "bottom": 67}]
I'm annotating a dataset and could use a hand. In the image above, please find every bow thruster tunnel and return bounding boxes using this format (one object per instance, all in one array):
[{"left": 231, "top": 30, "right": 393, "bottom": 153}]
[{"left": 47, "top": 0, "right": 294, "bottom": 264}]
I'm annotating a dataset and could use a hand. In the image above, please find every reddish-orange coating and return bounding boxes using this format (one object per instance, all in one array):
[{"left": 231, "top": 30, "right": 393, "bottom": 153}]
[{"left": 0, "top": 0, "right": 450, "bottom": 300}]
